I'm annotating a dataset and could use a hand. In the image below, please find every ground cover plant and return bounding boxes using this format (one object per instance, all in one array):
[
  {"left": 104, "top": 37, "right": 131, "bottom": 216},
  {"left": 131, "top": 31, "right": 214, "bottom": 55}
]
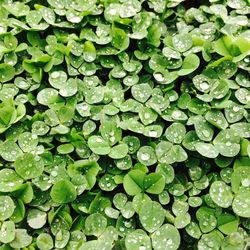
[{"left": 0, "top": 0, "right": 250, "bottom": 249}]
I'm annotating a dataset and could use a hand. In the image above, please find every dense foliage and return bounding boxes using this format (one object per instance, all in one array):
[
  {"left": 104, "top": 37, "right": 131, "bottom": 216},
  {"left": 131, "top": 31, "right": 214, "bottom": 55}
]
[{"left": 0, "top": 0, "right": 250, "bottom": 249}]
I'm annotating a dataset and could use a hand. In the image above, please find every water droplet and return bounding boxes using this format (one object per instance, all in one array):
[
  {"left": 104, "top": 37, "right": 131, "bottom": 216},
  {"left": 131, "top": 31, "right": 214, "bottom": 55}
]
[
  {"left": 233, "top": 106, "right": 240, "bottom": 112},
  {"left": 140, "top": 153, "right": 150, "bottom": 161},
  {"left": 200, "top": 81, "right": 210, "bottom": 90},
  {"left": 241, "top": 178, "right": 250, "bottom": 187},
  {"left": 149, "top": 131, "right": 157, "bottom": 137}
]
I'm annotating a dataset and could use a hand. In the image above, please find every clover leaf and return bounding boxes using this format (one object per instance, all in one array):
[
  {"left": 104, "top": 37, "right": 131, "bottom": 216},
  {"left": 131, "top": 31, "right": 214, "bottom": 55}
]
[
  {"left": 125, "top": 230, "right": 151, "bottom": 250},
  {"left": 14, "top": 153, "right": 44, "bottom": 180},
  {"left": 213, "top": 129, "right": 241, "bottom": 157},
  {"left": 232, "top": 191, "right": 250, "bottom": 218},
  {"left": 50, "top": 180, "right": 77, "bottom": 204},
  {"left": 0, "top": 64, "right": 15, "bottom": 82},
  {"left": 151, "top": 224, "right": 181, "bottom": 250},
  {"left": 108, "top": 143, "right": 129, "bottom": 159},
  {"left": 195, "top": 142, "right": 219, "bottom": 158},
  {"left": 0, "top": 169, "right": 23, "bottom": 192},
  {"left": 139, "top": 201, "right": 165, "bottom": 233},
  {"left": 123, "top": 170, "right": 145, "bottom": 196},
  {"left": 137, "top": 146, "right": 157, "bottom": 166},
  {"left": 178, "top": 54, "right": 200, "bottom": 76},
  {"left": 9, "top": 229, "right": 32, "bottom": 249},
  {"left": 88, "top": 136, "right": 111, "bottom": 155},
  {"left": 210, "top": 181, "right": 233, "bottom": 208},
  {"left": 27, "top": 209, "right": 47, "bottom": 229},
  {"left": 111, "top": 27, "right": 130, "bottom": 51},
  {"left": 36, "top": 233, "right": 54, "bottom": 250},
  {"left": 85, "top": 213, "right": 107, "bottom": 237},
  {"left": 0, "top": 220, "right": 15, "bottom": 243},
  {"left": 0, "top": 195, "right": 15, "bottom": 221}
]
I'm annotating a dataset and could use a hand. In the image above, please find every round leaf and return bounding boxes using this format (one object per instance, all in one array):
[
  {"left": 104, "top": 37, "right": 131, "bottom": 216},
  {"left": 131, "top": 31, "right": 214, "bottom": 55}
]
[
  {"left": 151, "top": 224, "right": 181, "bottom": 250},
  {"left": 139, "top": 201, "right": 165, "bottom": 233},
  {"left": 0, "top": 195, "right": 15, "bottom": 220},
  {"left": 210, "top": 181, "right": 233, "bottom": 208},
  {"left": 50, "top": 180, "right": 77, "bottom": 204},
  {"left": 14, "top": 153, "right": 44, "bottom": 180}
]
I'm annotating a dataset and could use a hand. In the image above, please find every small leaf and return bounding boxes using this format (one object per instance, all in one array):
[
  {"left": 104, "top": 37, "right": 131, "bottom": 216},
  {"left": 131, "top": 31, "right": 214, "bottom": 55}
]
[
  {"left": 178, "top": 54, "right": 200, "bottom": 76},
  {"left": 195, "top": 142, "right": 219, "bottom": 158},
  {"left": 36, "top": 233, "right": 54, "bottom": 250},
  {"left": 151, "top": 224, "right": 181, "bottom": 250},
  {"left": 0, "top": 64, "right": 15, "bottom": 83},
  {"left": 172, "top": 34, "right": 193, "bottom": 52},
  {"left": 165, "top": 122, "right": 186, "bottom": 144},
  {"left": 111, "top": 27, "right": 130, "bottom": 51},
  {"left": 0, "top": 169, "right": 23, "bottom": 192},
  {"left": 0, "top": 196, "right": 15, "bottom": 220},
  {"left": 137, "top": 146, "right": 157, "bottom": 166},
  {"left": 210, "top": 181, "right": 233, "bottom": 208},
  {"left": 14, "top": 153, "right": 44, "bottom": 180},
  {"left": 88, "top": 136, "right": 111, "bottom": 155},
  {"left": 213, "top": 129, "right": 240, "bottom": 157},
  {"left": 27, "top": 209, "right": 47, "bottom": 229},
  {"left": 144, "top": 173, "right": 165, "bottom": 194},
  {"left": 108, "top": 143, "right": 129, "bottom": 159},
  {"left": 85, "top": 213, "right": 107, "bottom": 237},
  {"left": 0, "top": 220, "right": 15, "bottom": 243},
  {"left": 10, "top": 229, "right": 32, "bottom": 249},
  {"left": 125, "top": 230, "right": 151, "bottom": 250},
  {"left": 50, "top": 180, "right": 77, "bottom": 204},
  {"left": 123, "top": 170, "right": 145, "bottom": 196},
  {"left": 232, "top": 191, "right": 250, "bottom": 218},
  {"left": 139, "top": 201, "right": 165, "bottom": 233}
]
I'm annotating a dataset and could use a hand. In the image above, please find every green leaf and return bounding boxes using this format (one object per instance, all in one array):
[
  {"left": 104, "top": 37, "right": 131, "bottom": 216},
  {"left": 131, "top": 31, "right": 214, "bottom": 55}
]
[
  {"left": 88, "top": 136, "right": 111, "bottom": 155},
  {"left": 0, "top": 64, "right": 15, "bottom": 83},
  {"left": 125, "top": 230, "right": 151, "bottom": 250},
  {"left": 3, "top": 2, "right": 30, "bottom": 17},
  {"left": 0, "top": 220, "right": 15, "bottom": 243},
  {"left": 18, "top": 132, "right": 38, "bottom": 152},
  {"left": 172, "top": 33, "right": 193, "bottom": 52},
  {"left": 210, "top": 181, "right": 233, "bottom": 208},
  {"left": 213, "top": 129, "right": 241, "bottom": 157},
  {"left": 151, "top": 224, "right": 181, "bottom": 250},
  {"left": 195, "top": 142, "right": 219, "bottom": 158},
  {"left": 0, "top": 196, "right": 15, "bottom": 220},
  {"left": 0, "top": 169, "right": 23, "bottom": 192},
  {"left": 156, "top": 163, "right": 175, "bottom": 184},
  {"left": 137, "top": 146, "right": 157, "bottom": 166},
  {"left": 85, "top": 213, "right": 107, "bottom": 237},
  {"left": 36, "top": 233, "right": 54, "bottom": 250},
  {"left": 0, "top": 140, "right": 23, "bottom": 162},
  {"left": 111, "top": 27, "right": 130, "bottom": 51},
  {"left": 123, "top": 170, "right": 145, "bottom": 196},
  {"left": 178, "top": 54, "right": 200, "bottom": 76},
  {"left": 108, "top": 143, "right": 129, "bottom": 159},
  {"left": 165, "top": 122, "right": 186, "bottom": 144},
  {"left": 14, "top": 153, "right": 44, "bottom": 180},
  {"left": 37, "top": 88, "right": 59, "bottom": 106},
  {"left": 49, "top": 71, "right": 67, "bottom": 89},
  {"left": 217, "top": 213, "right": 239, "bottom": 235},
  {"left": 83, "top": 41, "right": 96, "bottom": 62},
  {"left": 147, "top": 23, "right": 161, "bottom": 47},
  {"left": 232, "top": 191, "right": 250, "bottom": 218},
  {"left": 0, "top": 99, "right": 15, "bottom": 127},
  {"left": 185, "top": 222, "right": 202, "bottom": 239},
  {"left": 50, "top": 180, "right": 77, "bottom": 204},
  {"left": 139, "top": 201, "right": 165, "bottom": 233},
  {"left": 9, "top": 229, "right": 32, "bottom": 249},
  {"left": 144, "top": 173, "right": 165, "bottom": 194},
  {"left": 27, "top": 209, "right": 47, "bottom": 229}
]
